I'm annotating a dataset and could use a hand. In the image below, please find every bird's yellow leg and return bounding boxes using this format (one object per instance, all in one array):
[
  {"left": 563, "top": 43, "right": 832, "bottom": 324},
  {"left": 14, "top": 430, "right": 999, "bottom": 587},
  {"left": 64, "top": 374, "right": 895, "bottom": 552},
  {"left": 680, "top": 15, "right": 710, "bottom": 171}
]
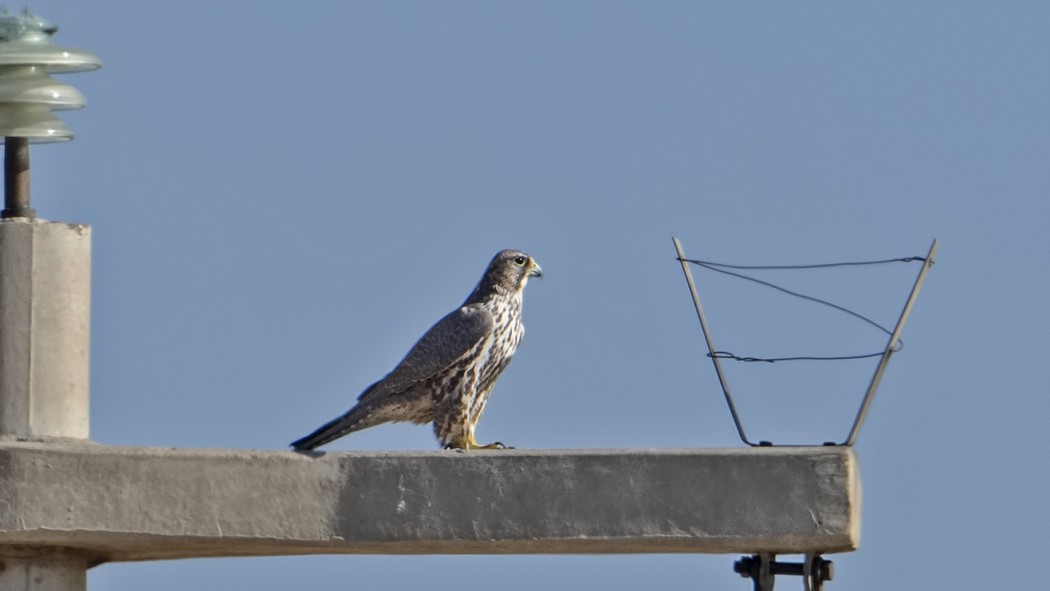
[
  {"left": 444, "top": 432, "right": 509, "bottom": 450},
  {"left": 469, "top": 429, "right": 511, "bottom": 450},
  {"left": 443, "top": 433, "right": 472, "bottom": 450},
  {"left": 474, "top": 441, "right": 510, "bottom": 449}
]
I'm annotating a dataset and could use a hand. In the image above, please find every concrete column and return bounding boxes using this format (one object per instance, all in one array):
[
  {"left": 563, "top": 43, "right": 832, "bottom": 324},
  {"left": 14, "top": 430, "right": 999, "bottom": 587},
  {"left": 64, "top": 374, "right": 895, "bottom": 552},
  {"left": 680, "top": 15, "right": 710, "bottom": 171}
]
[
  {"left": 0, "top": 550, "right": 88, "bottom": 591},
  {"left": 0, "top": 218, "right": 90, "bottom": 440},
  {"left": 0, "top": 218, "right": 91, "bottom": 591}
]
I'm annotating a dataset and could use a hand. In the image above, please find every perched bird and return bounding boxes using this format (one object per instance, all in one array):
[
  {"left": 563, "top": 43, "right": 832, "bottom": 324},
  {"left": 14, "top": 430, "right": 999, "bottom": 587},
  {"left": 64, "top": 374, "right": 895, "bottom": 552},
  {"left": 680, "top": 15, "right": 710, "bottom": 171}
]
[{"left": 291, "top": 249, "right": 542, "bottom": 451}]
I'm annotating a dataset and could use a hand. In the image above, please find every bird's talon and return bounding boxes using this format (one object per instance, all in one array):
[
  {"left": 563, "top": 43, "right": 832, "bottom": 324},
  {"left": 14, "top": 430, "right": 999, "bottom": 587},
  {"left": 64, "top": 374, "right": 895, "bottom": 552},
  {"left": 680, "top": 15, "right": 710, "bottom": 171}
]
[{"left": 478, "top": 441, "right": 511, "bottom": 450}]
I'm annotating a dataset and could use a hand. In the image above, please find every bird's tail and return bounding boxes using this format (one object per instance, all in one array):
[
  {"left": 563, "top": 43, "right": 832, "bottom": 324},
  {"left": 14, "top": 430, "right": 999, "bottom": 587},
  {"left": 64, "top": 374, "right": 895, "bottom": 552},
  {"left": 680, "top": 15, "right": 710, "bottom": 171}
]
[{"left": 290, "top": 405, "right": 374, "bottom": 451}]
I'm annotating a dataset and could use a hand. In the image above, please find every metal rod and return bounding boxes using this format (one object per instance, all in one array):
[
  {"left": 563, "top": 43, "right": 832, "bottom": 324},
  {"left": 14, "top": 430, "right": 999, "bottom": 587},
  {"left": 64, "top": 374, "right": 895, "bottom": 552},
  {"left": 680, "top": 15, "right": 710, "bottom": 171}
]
[
  {"left": 843, "top": 238, "right": 939, "bottom": 445},
  {"left": 673, "top": 236, "right": 756, "bottom": 446},
  {"left": 2, "top": 137, "right": 34, "bottom": 219}
]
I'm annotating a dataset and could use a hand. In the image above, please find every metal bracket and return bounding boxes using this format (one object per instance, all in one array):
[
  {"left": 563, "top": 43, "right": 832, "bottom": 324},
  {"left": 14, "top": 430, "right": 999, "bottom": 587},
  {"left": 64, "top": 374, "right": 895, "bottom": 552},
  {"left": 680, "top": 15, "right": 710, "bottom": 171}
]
[{"left": 733, "top": 553, "right": 833, "bottom": 591}]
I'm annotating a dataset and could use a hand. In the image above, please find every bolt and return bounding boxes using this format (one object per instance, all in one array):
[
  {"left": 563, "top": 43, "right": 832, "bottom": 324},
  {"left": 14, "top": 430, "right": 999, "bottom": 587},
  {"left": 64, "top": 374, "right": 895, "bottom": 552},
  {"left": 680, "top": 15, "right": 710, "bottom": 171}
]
[
  {"left": 733, "top": 557, "right": 755, "bottom": 578},
  {"left": 815, "top": 558, "right": 834, "bottom": 581}
]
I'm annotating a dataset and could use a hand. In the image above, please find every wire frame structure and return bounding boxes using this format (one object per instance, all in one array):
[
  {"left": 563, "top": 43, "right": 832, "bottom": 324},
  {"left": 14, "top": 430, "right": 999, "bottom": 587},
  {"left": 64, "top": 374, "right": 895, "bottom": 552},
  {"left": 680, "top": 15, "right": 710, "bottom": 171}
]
[{"left": 673, "top": 237, "right": 938, "bottom": 447}]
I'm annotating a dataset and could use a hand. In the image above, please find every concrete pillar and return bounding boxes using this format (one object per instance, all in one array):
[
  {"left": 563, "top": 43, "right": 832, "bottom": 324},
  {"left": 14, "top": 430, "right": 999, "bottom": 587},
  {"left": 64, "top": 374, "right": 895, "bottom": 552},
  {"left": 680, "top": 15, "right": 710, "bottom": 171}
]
[
  {"left": 0, "top": 217, "right": 91, "bottom": 591},
  {"left": 0, "top": 550, "right": 88, "bottom": 591},
  {"left": 0, "top": 218, "right": 90, "bottom": 440}
]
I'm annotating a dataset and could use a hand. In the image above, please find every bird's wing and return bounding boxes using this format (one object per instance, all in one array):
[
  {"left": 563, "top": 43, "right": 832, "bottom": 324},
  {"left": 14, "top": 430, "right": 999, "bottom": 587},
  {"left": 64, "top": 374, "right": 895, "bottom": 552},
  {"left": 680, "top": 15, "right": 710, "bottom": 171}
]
[{"left": 356, "top": 304, "right": 494, "bottom": 404}]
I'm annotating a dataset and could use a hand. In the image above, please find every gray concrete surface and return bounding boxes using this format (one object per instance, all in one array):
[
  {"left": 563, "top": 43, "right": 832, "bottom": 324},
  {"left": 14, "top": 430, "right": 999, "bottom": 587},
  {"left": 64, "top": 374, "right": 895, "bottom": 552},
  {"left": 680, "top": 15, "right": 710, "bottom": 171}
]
[
  {"left": 0, "top": 442, "right": 859, "bottom": 563},
  {"left": 0, "top": 550, "right": 88, "bottom": 591},
  {"left": 0, "top": 219, "right": 90, "bottom": 439}
]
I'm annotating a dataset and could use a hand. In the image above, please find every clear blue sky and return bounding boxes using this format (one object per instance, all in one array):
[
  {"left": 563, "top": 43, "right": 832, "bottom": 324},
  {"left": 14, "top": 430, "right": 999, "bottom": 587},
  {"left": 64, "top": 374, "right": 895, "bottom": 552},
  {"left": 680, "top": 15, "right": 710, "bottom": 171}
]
[{"left": 20, "top": 2, "right": 1049, "bottom": 589}]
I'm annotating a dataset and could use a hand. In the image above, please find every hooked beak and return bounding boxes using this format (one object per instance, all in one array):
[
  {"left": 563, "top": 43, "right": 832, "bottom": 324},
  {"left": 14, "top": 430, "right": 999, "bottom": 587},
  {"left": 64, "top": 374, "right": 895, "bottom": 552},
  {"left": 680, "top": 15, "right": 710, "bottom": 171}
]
[{"left": 529, "top": 261, "right": 543, "bottom": 279}]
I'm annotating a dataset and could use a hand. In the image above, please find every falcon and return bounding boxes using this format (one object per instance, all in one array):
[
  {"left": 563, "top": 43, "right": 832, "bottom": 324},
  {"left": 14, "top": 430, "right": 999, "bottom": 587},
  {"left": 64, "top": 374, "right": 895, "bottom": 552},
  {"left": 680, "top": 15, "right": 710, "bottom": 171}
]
[{"left": 291, "top": 249, "right": 542, "bottom": 451}]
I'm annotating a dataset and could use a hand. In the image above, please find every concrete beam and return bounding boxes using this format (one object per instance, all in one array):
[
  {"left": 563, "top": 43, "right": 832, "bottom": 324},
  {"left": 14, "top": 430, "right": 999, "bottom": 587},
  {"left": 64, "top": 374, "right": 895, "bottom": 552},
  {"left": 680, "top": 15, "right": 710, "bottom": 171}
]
[{"left": 0, "top": 442, "right": 859, "bottom": 563}]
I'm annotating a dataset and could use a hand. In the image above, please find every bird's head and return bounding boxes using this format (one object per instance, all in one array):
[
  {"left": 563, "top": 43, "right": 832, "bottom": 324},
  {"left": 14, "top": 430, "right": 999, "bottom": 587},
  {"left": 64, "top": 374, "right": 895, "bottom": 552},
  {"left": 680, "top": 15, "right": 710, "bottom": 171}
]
[{"left": 485, "top": 249, "right": 543, "bottom": 293}]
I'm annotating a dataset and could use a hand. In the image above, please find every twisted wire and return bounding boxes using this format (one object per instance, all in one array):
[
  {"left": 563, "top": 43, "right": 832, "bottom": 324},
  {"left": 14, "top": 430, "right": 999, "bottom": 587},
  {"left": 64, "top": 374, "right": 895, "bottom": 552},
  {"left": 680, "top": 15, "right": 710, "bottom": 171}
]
[{"left": 679, "top": 256, "right": 924, "bottom": 363}]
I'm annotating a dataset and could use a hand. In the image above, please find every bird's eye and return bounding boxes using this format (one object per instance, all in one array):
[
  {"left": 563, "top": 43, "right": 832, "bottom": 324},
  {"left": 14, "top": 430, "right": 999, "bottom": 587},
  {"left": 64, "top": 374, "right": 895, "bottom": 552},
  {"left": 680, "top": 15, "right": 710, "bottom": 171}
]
[{"left": 513, "top": 256, "right": 527, "bottom": 266}]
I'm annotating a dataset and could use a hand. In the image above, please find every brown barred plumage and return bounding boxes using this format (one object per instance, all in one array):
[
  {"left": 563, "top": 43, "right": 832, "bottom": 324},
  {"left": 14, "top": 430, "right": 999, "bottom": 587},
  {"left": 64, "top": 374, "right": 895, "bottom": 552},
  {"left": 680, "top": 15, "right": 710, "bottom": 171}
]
[{"left": 291, "top": 249, "right": 541, "bottom": 451}]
